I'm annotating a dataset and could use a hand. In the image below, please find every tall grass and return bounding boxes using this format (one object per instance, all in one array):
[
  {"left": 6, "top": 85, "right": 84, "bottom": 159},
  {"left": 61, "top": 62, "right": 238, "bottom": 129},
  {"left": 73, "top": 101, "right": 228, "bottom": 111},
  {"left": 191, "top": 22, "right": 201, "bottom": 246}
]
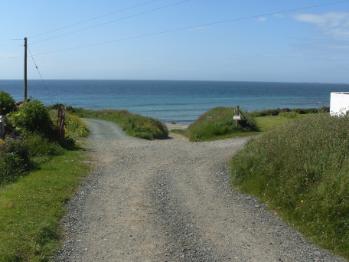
[{"left": 231, "top": 114, "right": 349, "bottom": 258}]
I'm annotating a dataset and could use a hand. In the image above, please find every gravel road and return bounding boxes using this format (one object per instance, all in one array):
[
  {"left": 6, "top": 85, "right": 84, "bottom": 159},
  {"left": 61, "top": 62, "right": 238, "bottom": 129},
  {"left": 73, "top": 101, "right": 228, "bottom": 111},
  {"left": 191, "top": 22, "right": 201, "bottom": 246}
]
[{"left": 56, "top": 119, "right": 345, "bottom": 262}]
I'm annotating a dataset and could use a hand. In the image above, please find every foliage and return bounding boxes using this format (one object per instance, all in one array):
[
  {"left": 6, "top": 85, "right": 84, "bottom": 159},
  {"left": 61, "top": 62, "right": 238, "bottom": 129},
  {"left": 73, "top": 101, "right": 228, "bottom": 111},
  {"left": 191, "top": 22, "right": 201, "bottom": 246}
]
[
  {"left": 187, "top": 107, "right": 258, "bottom": 141},
  {"left": 0, "top": 138, "right": 31, "bottom": 185},
  {"left": 231, "top": 114, "right": 349, "bottom": 258},
  {"left": 0, "top": 91, "right": 16, "bottom": 115},
  {"left": 8, "top": 100, "right": 54, "bottom": 137},
  {"left": 0, "top": 150, "right": 88, "bottom": 262},
  {"left": 74, "top": 108, "right": 168, "bottom": 140}
]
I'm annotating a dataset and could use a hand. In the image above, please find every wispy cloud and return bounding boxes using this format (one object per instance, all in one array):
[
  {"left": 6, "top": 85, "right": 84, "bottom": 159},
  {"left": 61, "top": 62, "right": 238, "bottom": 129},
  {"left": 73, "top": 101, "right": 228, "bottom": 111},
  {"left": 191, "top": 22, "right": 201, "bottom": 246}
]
[
  {"left": 295, "top": 12, "right": 349, "bottom": 38},
  {"left": 256, "top": 16, "right": 267, "bottom": 22}
]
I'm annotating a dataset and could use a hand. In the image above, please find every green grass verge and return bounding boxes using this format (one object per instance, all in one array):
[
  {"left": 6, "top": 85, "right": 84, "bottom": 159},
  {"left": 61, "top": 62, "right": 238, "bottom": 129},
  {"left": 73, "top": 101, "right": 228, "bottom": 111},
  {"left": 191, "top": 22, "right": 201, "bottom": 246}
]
[
  {"left": 0, "top": 149, "right": 88, "bottom": 261},
  {"left": 231, "top": 114, "right": 349, "bottom": 259},
  {"left": 73, "top": 109, "right": 168, "bottom": 140}
]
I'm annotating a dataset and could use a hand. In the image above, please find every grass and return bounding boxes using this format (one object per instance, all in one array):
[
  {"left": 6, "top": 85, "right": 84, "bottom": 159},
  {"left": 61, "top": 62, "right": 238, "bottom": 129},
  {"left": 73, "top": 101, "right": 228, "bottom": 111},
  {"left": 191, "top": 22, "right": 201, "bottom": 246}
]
[
  {"left": 231, "top": 114, "right": 349, "bottom": 259},
  {"left": 173, "top": 108, "right": 311, "bottom": 141},
  {"left": 185, "top": 107, "right": 258, "bottom": 141},
  {"left": 255, "top": 112, "right": 310, "bottom": 132},
  {"left": 0, "top": 150, "right": 88, "bottom": 262},
  {"left": 72, "top": 108, "right": 168, "bottom": 140}
]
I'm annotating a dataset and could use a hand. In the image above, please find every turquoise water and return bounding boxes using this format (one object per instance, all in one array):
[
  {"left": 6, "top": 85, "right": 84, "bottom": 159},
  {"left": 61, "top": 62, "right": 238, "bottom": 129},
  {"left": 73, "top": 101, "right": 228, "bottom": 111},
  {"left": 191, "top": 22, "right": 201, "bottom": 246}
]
[{"left": 1, "top": 80, "right": 349, "bottom": 123}]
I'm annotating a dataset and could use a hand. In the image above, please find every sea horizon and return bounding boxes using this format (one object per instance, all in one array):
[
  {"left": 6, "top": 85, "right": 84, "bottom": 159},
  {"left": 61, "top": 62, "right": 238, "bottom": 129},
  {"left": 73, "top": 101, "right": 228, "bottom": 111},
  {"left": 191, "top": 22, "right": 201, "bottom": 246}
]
[{"left": 1, "top": 79, "right": 349, "bottom": 123}]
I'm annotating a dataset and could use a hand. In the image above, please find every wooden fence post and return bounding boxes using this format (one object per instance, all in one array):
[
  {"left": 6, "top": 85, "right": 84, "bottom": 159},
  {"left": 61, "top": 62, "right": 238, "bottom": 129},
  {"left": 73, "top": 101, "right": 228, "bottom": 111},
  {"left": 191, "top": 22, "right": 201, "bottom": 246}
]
[{"left": 0, "top": 115, "right": 5, "bottom": 139}]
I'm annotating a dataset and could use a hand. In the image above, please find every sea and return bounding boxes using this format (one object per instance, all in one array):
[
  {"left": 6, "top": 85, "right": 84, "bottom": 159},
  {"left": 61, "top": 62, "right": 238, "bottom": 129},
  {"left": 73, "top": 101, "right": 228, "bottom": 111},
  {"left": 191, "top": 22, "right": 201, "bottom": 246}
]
[{"left": 1, "top": 80, "right": 349, "bottom": 123}]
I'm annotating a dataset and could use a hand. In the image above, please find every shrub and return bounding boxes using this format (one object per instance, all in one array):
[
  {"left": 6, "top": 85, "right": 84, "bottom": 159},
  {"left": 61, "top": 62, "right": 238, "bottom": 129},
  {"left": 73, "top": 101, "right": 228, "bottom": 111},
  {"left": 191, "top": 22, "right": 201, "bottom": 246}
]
[
  {"left": 231, "top": 114, "right": 349, "bottom": 258},
  {"left": 8, "top": 100, "right": 54, "bottom": 137},
  {"left": 187, "top": 107, "right": 258, "bottom": 141},
  {"left": 0, "top": 138, "right": 31, "bottom": 184},
  {"left": 0, "top": 91, "right": 16, "bottom": 115}
]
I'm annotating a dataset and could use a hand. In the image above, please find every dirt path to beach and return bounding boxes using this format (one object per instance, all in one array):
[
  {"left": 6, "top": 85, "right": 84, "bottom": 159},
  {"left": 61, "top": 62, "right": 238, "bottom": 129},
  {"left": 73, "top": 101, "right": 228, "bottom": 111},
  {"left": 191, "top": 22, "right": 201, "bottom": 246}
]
[{"left": 56, "top": 119, "right": 344, "bottom": 262}]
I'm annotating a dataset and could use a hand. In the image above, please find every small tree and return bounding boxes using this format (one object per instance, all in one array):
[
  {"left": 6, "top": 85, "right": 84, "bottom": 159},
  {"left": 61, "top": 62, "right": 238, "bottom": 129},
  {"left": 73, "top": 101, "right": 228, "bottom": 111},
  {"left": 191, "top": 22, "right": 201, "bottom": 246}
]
[{"left": 0, "top": 91, "right": 16, "bottom": 115}]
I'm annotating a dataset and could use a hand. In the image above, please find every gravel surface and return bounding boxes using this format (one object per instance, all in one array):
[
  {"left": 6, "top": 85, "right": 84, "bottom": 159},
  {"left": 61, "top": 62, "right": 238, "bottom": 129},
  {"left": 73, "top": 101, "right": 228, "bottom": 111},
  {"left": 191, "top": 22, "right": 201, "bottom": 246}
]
[{"left": 56, "top": 119, "right": 345, "bottom": 262}]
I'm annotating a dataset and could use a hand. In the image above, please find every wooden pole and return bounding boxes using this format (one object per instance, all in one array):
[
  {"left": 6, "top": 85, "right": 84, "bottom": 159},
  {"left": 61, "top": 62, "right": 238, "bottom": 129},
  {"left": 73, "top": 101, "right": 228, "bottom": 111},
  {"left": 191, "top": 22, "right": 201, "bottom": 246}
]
[{"left": 24, "top": 37, "right": 28, "bottom": 101}]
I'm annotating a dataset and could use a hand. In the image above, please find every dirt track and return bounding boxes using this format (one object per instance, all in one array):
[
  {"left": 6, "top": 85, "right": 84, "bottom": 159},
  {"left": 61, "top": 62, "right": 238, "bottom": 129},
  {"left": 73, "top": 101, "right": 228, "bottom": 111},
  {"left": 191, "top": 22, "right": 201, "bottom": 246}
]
[{"left": 56, "top": 119, "right": 345, "bottom": 262}]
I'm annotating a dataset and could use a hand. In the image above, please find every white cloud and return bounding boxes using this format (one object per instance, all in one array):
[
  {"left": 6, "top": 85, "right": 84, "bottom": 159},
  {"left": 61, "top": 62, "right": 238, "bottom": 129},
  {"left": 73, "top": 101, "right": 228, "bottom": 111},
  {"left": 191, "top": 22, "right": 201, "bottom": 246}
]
[{"left": 295, "top": 12, "right": 349, "bottom": 38}]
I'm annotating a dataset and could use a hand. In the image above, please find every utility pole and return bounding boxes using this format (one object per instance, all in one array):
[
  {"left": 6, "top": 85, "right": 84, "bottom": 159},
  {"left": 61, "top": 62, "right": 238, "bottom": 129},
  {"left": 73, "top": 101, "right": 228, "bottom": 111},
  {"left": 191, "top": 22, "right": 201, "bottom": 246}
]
[{"left": 24, "top": 37, "right": 28, "bottom": 101}]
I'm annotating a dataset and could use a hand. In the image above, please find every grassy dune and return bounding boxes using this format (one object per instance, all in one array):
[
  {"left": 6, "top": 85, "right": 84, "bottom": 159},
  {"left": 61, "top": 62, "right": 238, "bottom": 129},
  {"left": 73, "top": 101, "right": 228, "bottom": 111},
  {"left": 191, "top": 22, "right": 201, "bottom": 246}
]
[
  {"left": 185, "top": 107, "right": 258, "bottom": 141},
  {"left": 73, "top": 109, "right": 168, "bottom": 140},
  {"left": 231, "top": 114, "right": 349, "bottom": 259}
]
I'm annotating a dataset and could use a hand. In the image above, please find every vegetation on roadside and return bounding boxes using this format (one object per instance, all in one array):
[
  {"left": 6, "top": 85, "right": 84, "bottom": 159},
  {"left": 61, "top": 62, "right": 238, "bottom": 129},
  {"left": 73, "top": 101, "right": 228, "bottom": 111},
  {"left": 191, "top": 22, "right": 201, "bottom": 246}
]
[
  {"left": 71, "top": 108, "right": 168, "bottom": 140},
  {"left": 231, "top": 114, "right": 349, "bottom": 259},
  {"left": 0, "top": 92, "right": 89, "bottom": 261},
  {"left": 0, "top": 150, "right": 88, "bottom": 262},
  {"left": 184, "top": 107, "right": 258, "bottom": 141}
]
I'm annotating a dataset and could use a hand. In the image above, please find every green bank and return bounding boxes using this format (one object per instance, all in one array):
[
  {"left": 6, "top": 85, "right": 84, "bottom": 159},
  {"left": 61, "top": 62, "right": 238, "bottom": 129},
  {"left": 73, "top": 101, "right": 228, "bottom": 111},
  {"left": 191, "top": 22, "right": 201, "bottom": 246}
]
[
  {"left": 0, "top": 92, "right": 89, "bottom": 261},
  {"left": 231, "top": 114, "right": 349, "bottom": 259}
]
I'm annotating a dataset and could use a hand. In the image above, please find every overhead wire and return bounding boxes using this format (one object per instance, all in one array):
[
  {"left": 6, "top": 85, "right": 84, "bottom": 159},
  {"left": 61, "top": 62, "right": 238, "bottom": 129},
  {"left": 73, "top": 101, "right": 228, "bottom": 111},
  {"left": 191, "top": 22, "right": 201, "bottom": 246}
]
[
  {"left": 28, "top": 47, "right": 45, "bottom": 81},
  {"left": 31, "top": 0, "right": 192, "bottom": 45},
  {"left": 30, "top": 0, "right": 166, "bottom": 39},
  {"left": 33, "top": 0, "right": 349, "bottom": 57}
]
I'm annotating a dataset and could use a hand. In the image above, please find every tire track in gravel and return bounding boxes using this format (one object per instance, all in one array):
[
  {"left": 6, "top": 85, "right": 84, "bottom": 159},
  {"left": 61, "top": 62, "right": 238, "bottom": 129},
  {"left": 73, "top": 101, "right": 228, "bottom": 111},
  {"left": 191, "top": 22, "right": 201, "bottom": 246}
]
[{"left": 56, "top": 119, "right": 346, "bottom": 262}]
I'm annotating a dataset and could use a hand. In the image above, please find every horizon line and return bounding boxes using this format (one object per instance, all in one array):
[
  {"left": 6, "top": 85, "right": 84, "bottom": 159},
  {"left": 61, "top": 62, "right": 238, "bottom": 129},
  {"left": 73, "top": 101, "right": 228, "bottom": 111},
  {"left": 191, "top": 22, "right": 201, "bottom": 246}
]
[{"left": 1, "top": 78, "right": 349, "bottom": 85}]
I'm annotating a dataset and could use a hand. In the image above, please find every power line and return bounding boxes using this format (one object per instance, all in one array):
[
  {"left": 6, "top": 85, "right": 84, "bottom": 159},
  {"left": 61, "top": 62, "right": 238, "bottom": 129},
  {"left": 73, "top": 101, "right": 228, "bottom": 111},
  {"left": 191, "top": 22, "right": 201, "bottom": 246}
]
[
  {"left": 31, "top": 0, "right": 191, "bottom": 45},
  {"left": 30, "top": 0, "right": 166, "bottom": 39},
  {"left": 33, "top": 0, "right": 349, "bottom": 57},
  {"left": 28, "top": 47, "right": 45, "bottom": 80}
]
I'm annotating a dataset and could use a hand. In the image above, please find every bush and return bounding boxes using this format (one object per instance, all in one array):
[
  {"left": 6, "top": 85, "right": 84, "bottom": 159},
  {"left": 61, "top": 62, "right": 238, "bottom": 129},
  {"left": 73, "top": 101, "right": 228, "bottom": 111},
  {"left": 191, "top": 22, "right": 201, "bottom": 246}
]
[
  {"left": 231, "top": 114, "right": 349, "bottom": 258},
  {"left": 0, "top": 138, "right": 31, "bottom": 184},
  {"left": 8, "top": 100, "right": 54, "bottom": 137},
  {"left": 187, "top": 107, "right": 258, "bottom": 141},
  {"left": 0, "top": 91, "right": 16, "bottom": 115}
]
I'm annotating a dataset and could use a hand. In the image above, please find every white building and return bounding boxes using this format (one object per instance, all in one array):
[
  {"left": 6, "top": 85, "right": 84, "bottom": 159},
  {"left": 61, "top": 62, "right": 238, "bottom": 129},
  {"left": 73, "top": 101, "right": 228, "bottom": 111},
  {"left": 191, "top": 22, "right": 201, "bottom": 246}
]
[{"left": 330, "top": 92, "right": 349, "bottom": 116}]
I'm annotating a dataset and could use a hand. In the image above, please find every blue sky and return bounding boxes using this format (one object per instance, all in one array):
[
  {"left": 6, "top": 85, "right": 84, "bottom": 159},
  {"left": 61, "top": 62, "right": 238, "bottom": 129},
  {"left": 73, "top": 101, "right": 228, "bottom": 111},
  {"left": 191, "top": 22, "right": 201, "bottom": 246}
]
[{"left": 1, "top": 0, "right": 349, "bottom": 82}]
